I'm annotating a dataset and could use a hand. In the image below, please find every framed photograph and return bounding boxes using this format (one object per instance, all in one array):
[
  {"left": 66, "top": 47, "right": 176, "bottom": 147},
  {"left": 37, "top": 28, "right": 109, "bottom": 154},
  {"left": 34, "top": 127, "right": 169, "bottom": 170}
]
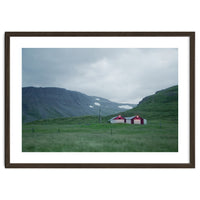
[{"left": 5, "top": 32, "right": 195, "bottom": 168}]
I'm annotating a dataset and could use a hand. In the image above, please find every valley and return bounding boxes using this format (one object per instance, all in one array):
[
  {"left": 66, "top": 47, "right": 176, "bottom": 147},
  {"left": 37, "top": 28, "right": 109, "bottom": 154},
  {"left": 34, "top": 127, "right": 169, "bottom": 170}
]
[{"left": 22, "top": 85, "right": 178, "bottom": 152}]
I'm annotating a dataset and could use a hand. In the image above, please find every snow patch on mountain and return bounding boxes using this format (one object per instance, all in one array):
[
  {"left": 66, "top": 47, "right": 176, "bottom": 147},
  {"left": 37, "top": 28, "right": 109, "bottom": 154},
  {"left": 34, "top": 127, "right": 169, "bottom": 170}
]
[
  {"left": 118, "top": 105, "right": 133, "bottom": 109},
  {"left": 94, "top": 102, "right": 101, "bottom": 106}
]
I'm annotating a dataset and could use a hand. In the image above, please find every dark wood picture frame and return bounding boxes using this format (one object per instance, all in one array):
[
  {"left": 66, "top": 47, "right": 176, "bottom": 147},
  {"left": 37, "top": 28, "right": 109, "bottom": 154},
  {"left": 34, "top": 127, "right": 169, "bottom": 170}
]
[{"left": 5, "top": 32, "right": 195, "bottom": 168}]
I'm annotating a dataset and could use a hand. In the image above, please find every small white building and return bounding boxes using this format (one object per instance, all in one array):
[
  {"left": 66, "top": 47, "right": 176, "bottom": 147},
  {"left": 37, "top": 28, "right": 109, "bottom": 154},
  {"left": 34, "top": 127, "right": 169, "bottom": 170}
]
[
  {"left": 109, "top": 115, "right": 147, "bottom": 124},
  {"left": 125, "top": 116, "right": 135, "bottom": 124},
  {"left": 109, "top": 115, "right": 125, "bottom": 124}
]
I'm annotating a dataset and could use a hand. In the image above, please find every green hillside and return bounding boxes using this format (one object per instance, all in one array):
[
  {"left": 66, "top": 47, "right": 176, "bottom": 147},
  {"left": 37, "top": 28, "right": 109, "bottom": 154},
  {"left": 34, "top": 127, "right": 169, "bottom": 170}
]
[
  {"left": 117, "top": 85, "right": 178, "bottom": 121},
  {"left": 28, "top": 115, "right": 100, "bottom": 125},
  {"left": 23, "top": 85, "right": 178, "bottom": 152},
  {"left": 27, "top": 85, "right": 178, "bottom": 125}
]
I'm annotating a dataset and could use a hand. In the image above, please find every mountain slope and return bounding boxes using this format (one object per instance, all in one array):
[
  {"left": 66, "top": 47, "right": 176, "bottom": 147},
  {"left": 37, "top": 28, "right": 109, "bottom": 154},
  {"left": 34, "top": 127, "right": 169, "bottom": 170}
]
[
  {"left": 27, "top": 85, "right": 178, "bottom": 125},
  {"left": 22, "top": 87, "right": 135, "bottom": 123},
  {"left": 116, "top": 85, "right": 178, "bottom": 121}
]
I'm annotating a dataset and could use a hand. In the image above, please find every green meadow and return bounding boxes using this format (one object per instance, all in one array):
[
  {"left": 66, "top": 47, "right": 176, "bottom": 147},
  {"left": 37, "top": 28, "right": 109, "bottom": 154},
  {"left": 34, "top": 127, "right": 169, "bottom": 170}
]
[
  {"left": 22, "top": 85, "right": 178, "bottom": 152},
  {"left": 22, "top": 119, "right": 178, "bottom": 152}
]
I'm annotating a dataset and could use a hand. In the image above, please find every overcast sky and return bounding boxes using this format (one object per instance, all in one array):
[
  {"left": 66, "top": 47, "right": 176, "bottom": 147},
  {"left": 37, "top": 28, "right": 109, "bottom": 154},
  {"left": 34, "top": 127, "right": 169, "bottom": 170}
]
[{"left": 22, "top": 48, "right": 178, "bottom": 104}]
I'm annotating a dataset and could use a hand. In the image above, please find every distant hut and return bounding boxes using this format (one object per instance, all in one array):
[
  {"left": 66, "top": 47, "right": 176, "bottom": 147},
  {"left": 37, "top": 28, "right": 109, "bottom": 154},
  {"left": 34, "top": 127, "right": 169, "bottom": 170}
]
[
  {"left": 132, "top": 115, "right": 147, "bottom": 124},
  {"left": 109, "top": 115, "right": 147, "bottom": 124},
  {"left": 125, "top": 116, "right": 135, "bottom": 124},
  {"left": 109, "top": 115, "right": 125, "bottom": 124}
]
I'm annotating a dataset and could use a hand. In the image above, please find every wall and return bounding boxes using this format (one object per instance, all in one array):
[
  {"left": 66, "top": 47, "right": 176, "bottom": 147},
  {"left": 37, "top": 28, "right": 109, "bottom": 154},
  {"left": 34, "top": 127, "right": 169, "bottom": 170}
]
[
  {"left": 0, "top": 1, "right": 199, "bottom": 200},
  {"left": 111, "top": 119, "right": 125, "bottom": 123}
]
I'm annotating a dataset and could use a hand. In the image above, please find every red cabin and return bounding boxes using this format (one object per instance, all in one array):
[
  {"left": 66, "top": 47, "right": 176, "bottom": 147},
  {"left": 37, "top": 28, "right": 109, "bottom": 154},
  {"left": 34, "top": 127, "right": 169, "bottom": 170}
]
[
  {"left": 110, "top": 115, "right": 125, "bottom": 124},
  {"left": 132, "top": 115, "right": 144, "bottom": 124},
  {"left": 109, "top": 115, "right": 147, "bottom": 124}
]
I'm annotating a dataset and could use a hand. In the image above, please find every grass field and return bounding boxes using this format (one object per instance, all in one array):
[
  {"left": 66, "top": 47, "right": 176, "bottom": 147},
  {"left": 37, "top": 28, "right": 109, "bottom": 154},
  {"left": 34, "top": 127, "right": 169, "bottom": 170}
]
[
  {"left": 22, "top": 120, "right": 178, "bottom": 152},
  {"left": 22, "top": 86, "right": 178, "bottom": 152}
]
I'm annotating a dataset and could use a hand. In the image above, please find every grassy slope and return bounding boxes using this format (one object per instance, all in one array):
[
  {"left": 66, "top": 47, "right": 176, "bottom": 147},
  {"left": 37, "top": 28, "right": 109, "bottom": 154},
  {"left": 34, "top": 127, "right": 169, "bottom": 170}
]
[
  {"left": 27, "top": 85, "right": 178, "bottom": 125},
  {"left": 106, "top": 85, "right": 178, "bottom": 122},
  {"left": 23, "top": 85, "right": 178, "bottom": 152}
]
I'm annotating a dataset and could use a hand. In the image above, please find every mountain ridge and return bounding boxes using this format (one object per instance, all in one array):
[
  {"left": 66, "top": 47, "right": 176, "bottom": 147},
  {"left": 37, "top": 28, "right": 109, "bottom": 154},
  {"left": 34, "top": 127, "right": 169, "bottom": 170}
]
[
  {"left": 117, "top": 85, "right": 178, "bottom": 121},
  {"left": 22, "top": 87, "right": 136, "bottom": 123},
  {"left": 26, "top": 85, "right": 178, "bottom": 125}
]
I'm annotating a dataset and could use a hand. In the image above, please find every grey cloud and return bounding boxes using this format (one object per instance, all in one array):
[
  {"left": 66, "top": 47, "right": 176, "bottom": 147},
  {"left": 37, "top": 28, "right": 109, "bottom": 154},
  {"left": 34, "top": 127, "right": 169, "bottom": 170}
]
[{"left": 22, "top": 48, "right": 178, "bottom": 104}]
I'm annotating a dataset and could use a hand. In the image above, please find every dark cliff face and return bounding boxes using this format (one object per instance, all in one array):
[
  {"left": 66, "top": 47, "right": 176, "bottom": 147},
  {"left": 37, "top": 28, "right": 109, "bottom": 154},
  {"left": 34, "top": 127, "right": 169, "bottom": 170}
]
[{"left": 22, "top": 87, "right": 135, "bottom": 123}]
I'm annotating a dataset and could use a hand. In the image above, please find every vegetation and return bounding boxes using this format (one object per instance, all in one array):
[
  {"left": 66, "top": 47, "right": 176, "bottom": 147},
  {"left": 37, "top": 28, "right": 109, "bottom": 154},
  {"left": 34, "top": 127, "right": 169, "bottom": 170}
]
[
  {"left": 23, "top": 121, "right": 178, "bottom": 152},
  {"left": 111, "top": 85, "right": 178, "bottom": 121},
  {"left": 22, "top": 87, "right": 135, "bottom": 123},
  {"left": 22, "top": 85, "right": 178, "bottom": 152}
]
